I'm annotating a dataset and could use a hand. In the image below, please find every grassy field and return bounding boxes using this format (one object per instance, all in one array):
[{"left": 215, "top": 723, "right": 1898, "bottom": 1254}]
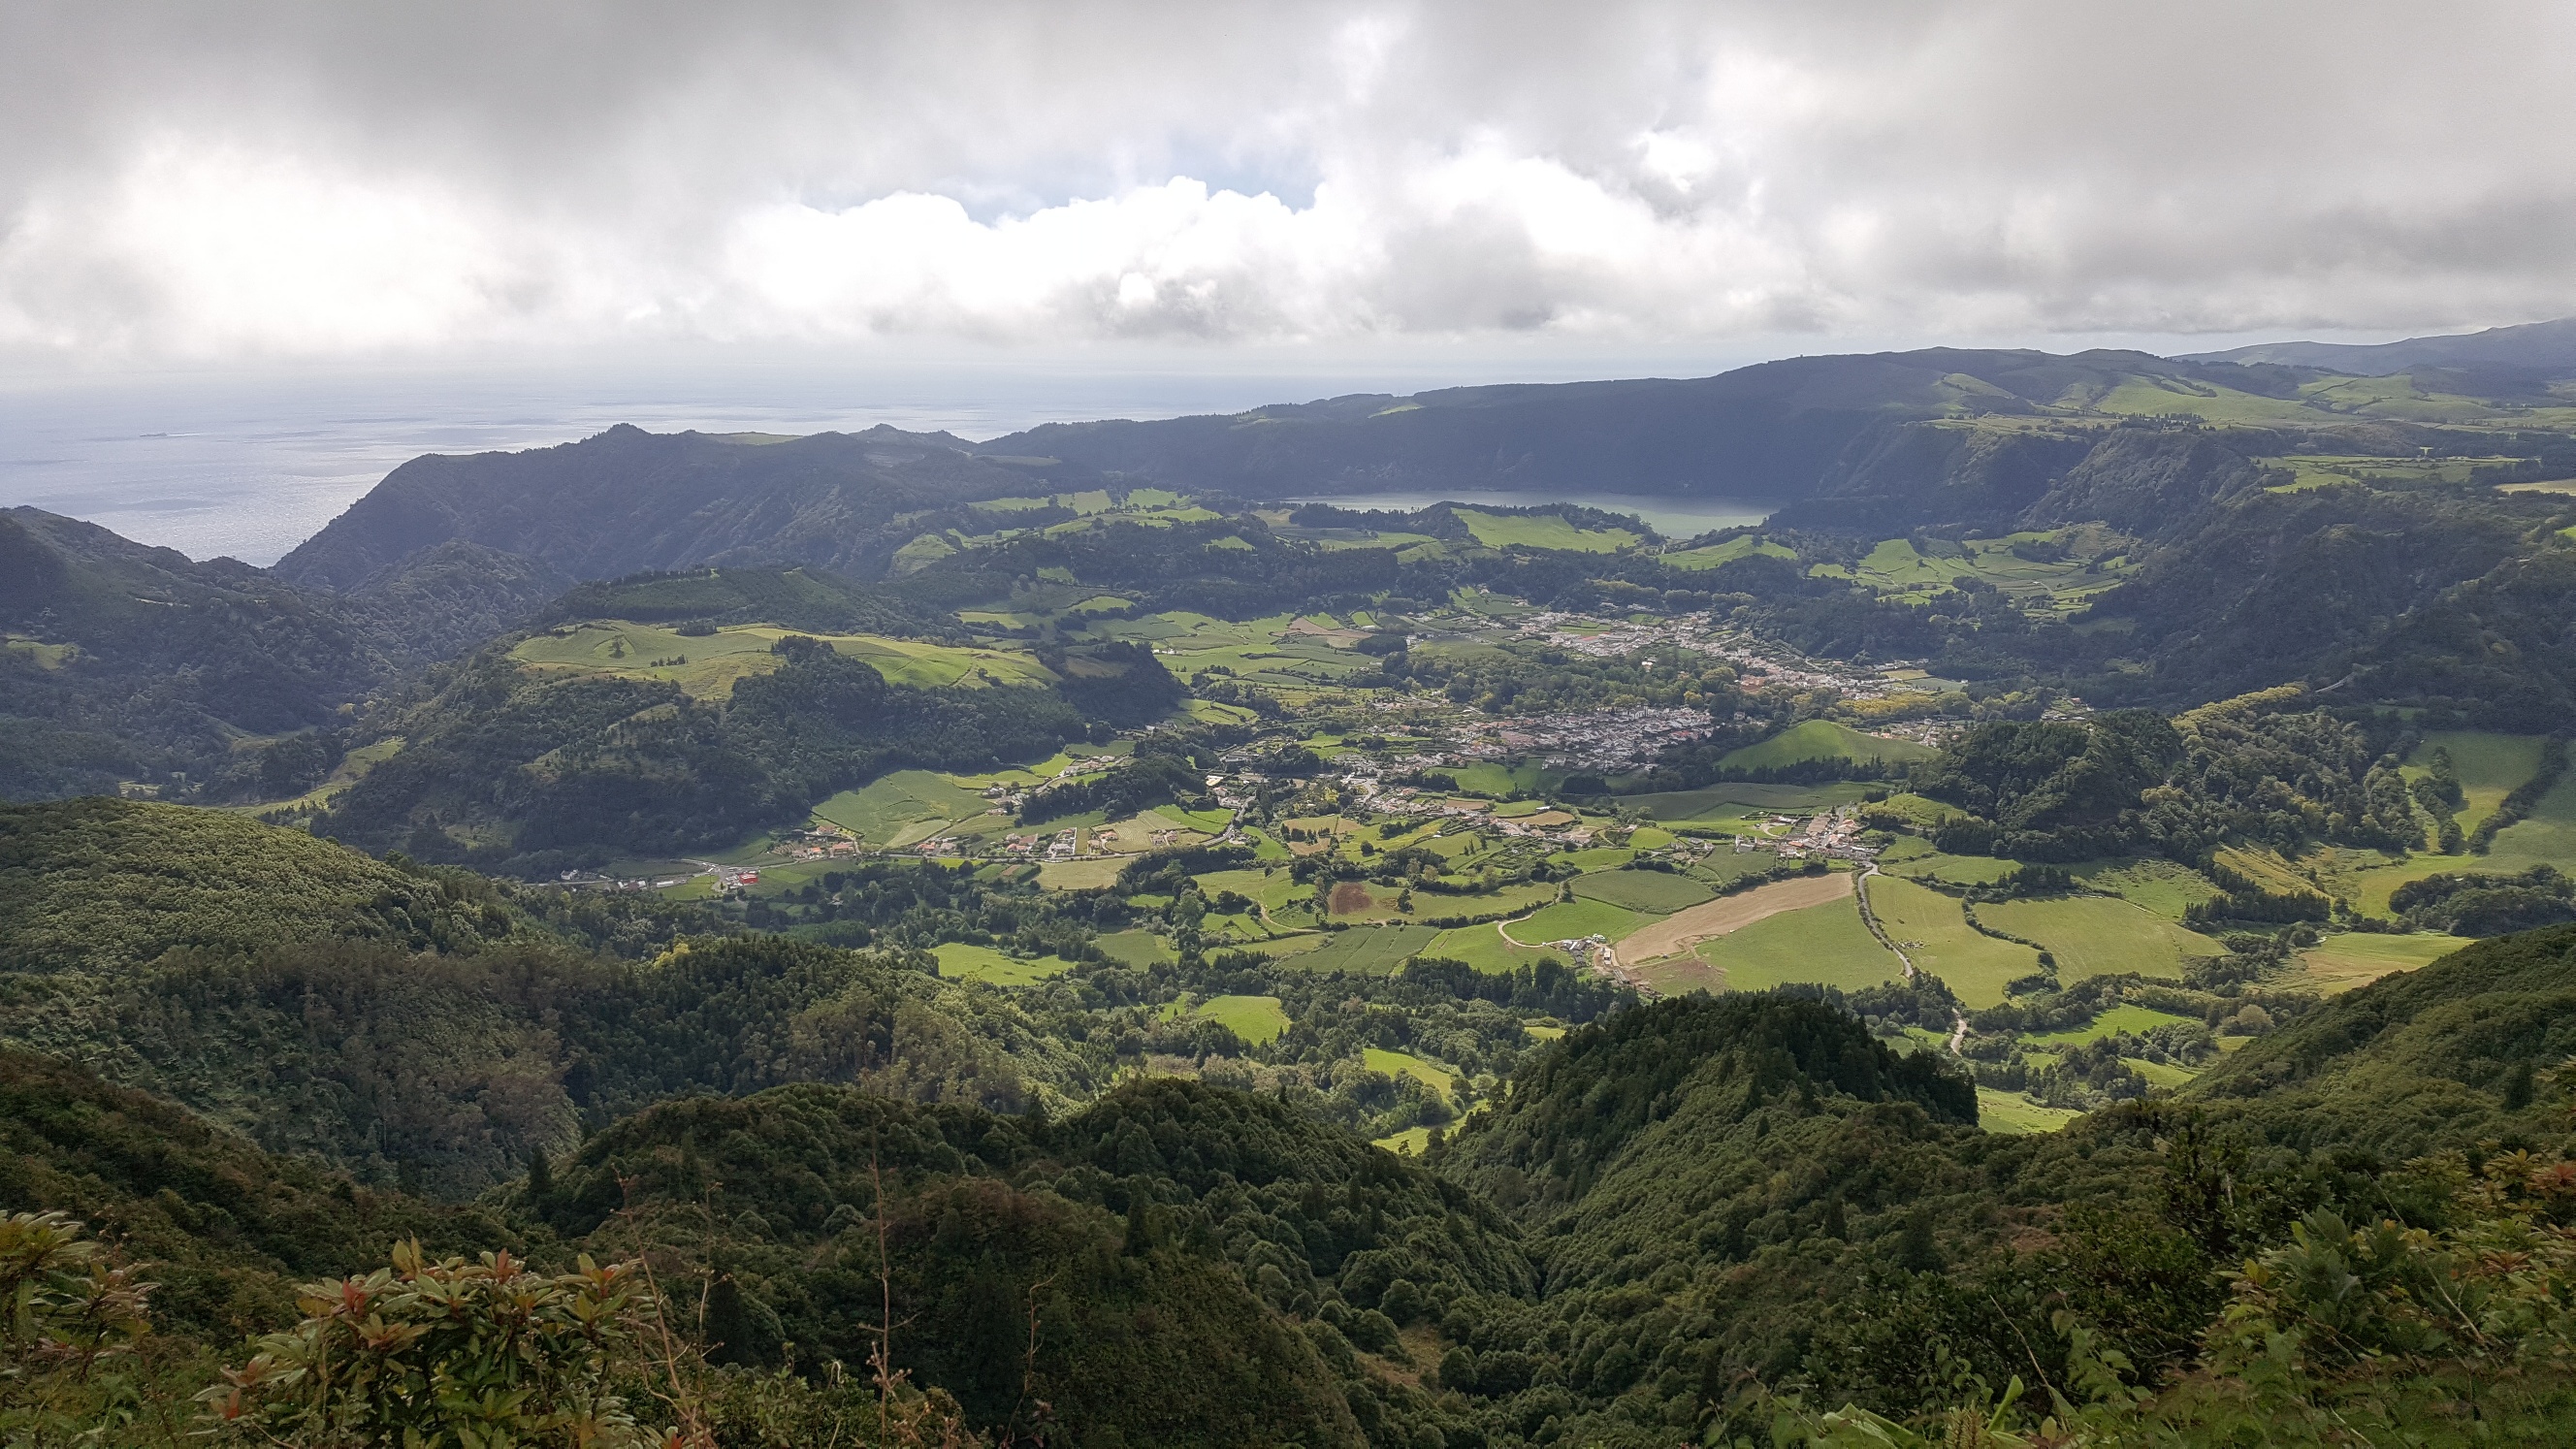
[
  {"left": 2407, "top": 730, "right": 2548, "bottom": 835},
  {"left": 514, "top": 623, "right": 1056, "bottom": 697},
  {"left": 1451, "top": 509, "right": 1640, "bottom": 553},
  {"left": 1619, "top": 781, "right": 1876, "bottom": 824},
  {"left": 1425, "top": 922, "right": 1565, "bottom": 975},
  {"left": 1980, "top": 895, "right": 2224, "bottom": 983},
  {"left": 1035, "top": 858, "right": 1127, "bottom": 890},
  {"left": 1095, "top": 929, "right": 1175, "bottom": 967},
  {"left": 2030, "top": 1004, "right": 2201, "bottom": 1046},
  {"left": 2310, "top": 770, "right": 2576, "bottom": 918},
  {"left": 1279, "top": 924, "right": 1443, "bottom": 975},
  {"left": 1804, "top": 533, "right": 2136, "bottom": 616},
  {"left": 1978, "top": 1089, "right": 2081, "bottom": 1135},
  {"left": 811, "top": 771, "right": 1001, "bottom": 849},
  {"left": 1372, "top": 1126, "right": 1433, "bottom": 1155},
  {"left": 1659, "top": 536, "right": 1796, "bottom": 570},
  {"left": 2295, "top": 932, "right": 2463, "bottom": 993},
  {"left": 1505, "top": 898, "right": 1648, "bottom": 944},
  {"left": 1571, "top": 869, "right": 1715, "bottom": 913},
  {"left": 1364, "top": 1047, "right": 1464, "bottom": 1104},
  {"left": 1884, "top": 851, "right": 2023, "bottom": 886},
  {"left": 1717, "top": 720, "right": 1937, "bottom": 773},
  {"left": 1079, "top": 610, "right": 1375, "bottom": 694},
  {"left": 1864, "top": 875, "right": 2040, "bottom": 1008},
  {"left": 1694, "top": 897, "right": 1899, "bottom": 994},
  {"left": 1186, "top": 994, "right": 1290, "bottom": 1046},
  {"left": 2070, "top": 857, "right": 2226, "bottom": 918},
  {"left": 931, "top": 942, "right": 1079, "bottom": 985}
]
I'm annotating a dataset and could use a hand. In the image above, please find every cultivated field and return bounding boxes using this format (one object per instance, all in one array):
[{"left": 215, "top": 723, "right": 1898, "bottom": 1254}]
[
  {"left": 1862, "top": 874, "right": 2039, "bottom": 1008},
  {"left": 1572, "top": 869, "right": 1716, "bottom": 913},
  {"left": 1693, "top": 896, "right": 1899, "bottom": 993},
  {"left": 1614, "top": 871, "right": 1852, "bottom": 968}
]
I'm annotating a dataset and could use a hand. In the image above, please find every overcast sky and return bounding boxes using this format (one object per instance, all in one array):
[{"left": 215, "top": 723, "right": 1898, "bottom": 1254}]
[{"left": 6, "top": 0, "right": 2573, "bottom": 373}]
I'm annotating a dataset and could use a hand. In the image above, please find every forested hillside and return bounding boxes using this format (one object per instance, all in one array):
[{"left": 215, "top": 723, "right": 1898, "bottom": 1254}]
[{"left": 22, "top": 326, "right": 2576, "bottom": 1445}]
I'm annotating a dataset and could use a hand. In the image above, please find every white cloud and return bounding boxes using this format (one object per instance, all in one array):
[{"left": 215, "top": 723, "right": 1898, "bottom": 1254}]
[{"left": 3, "top": 1, "right": 2574, "bottom": 363}]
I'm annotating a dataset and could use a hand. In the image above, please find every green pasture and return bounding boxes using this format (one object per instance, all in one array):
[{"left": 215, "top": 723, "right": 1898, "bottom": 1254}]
[
  {"left": 1620, "top": 781, "right": 1874, "bottom": 824},
  {"left": 1718, "top": 719, "right": 1935, "bottom": 773},
  {"left": 1445, "top": 761, "right": 1554, "bottom": 797},
  {"left": 1278, "top": 924, "right": 1443, "bottom": 976},
  {"left": 2296, "top": 932, "right": 2463, "bottom": 993},
  {"left": 514, "top": 622, "right": 1054, "bottom": 698},
  {"left": 2030, "top": 1004, "right": 2200, "bottom": 1047},
  {"left": 1364, "top": 1047, "right": 1464, "bottom": 1104},
  {"left": 1506, "top": 898, "right": 1648, "bottom": 944},
  {"left": 1185, "top": 994, "right": 1290, "bottom": 1046},
  {"left": 1095, "top": 929, "right": 1175, "bottom": 967},
  {"left": 1884, "top": 852, "right": 2022, "bottom": 886},
  {"left": 2070, "top": 857, "right": 2225, "bottom": 919},
  {"left": 1546, "top": 846, "right": 1636, "bottom": 873},
  {"left": 1035, "top": 858, "right": 1126, "bottom": 890},
  {"left": 1452, "top": 509, "right": 1640, "bottom": 553},
  {"left": 1980, "top": 895, "right": 2222, "bottom": 983},
  {"left": 1695, "top": 897, "right": 1899, "bottom": 994},
  {"left": 1864, "top": 875, "right": 2039, "bottom": 1008},
  {"left": 2406, "top": 730, "right": 2547, "bottom": 836},
  {"left": 931, "top": 942, "right": 1079, "bottom": 986},
  {"left": 811, "top": 771, "right": 1000, "bottom": 849},
  {"left": 1424, "top": 923, "right": 1563, "bottom": 975},
  {"left": 1659, "top": 536, "right": 1795, "bottom": 570},
  {"left": 1804, "top": 531, "right": 2135, "bottom": 614},
  {"left": 1978, "top": 1089, "right": 2080, "bottom": 1136},
  {"left": 1571, "top": 869, "right": 1715, "bottom": 913}
]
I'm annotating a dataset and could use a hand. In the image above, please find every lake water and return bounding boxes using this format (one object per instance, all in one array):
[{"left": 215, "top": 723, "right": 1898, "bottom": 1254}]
[{"left": 1282, "top": 489, "right": 1775, "bottom": 540}]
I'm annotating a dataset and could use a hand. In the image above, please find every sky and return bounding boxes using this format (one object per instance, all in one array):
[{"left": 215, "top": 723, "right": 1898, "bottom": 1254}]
[{"left": 6, "top": 0, "right": 2574, "bottom": 373}]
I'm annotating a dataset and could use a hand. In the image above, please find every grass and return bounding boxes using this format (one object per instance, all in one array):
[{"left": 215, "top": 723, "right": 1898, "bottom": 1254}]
[
  {"left": 1863, "top": 875, "right": 2040, "bottom": 1008},
  {"left": 1619, "top": 781, "right": 1875, "bottom": 824},
  {"left": 1506, "top": 898, "right": 1648, "bottom": 944},
  {"left": 1278, "top": 924, "right": 1444, "bottom": 976},
  {"left": 930, "top": 942, "right": 1079, "bottom": 986},
  {"left": 1095, "top": 929, "right": 1175, "bottom": 967},
  {"left": 1445, "top": 761, "right": 1553, "bottom": 798},
  {"left": 1373, "top": 1127, "right": 1433, "bottom": 1156},
  {"left": 2407, "top": 731, "right": 2548, "bottom": 836},
  {"left": 1035, "top": 858, "right": 1127, "bottom": 890},
  {"left": 812, "top": 771, "right": 1001, "bottom": 849},
  {"left": 1364, "top": 1047, "right": 1463, "bottom": 1104},
  {"left": 1717, "top": 720, "right": 1936, "bottom": 772},
  {"left": 1571, "top": 870, "right": 1715, "bottom": 913},
  {"left": 1978, "top": 1089, "right": 2081, "bottom": 1136},
  {"left": 1424, "top": 922, "right": 1565, "bottom": 975},
  {"left": 1187, "top": 994, "right": 1290, "bottom": 1046},
  {"left": 2070, "top": 857, "right": 2226, "bottom": 919},
  {"left": 2030, "top": 1004, "right": 2200, "bottom": 1046},
  {"left": 1452, "top": 509, "right": 1640, "bottom": 553},
  {"left": 2296, "top": 932, "right": 2464, "bottom": 993},
  {"left": 1884, "top": 852, "right": 2024, "bottom": 886},
  {"left": 1979, "top": 895, "right": 2225, "bottom": 984},
  {"left": 1694, "top": 896, "right": 1899, "bottom": 994},
  {"left": 1659, "top": 536, "right": 1795, "bottom": 570},
  {"left": 513, "top": 622, "right": 1054, "bottom": 698}
]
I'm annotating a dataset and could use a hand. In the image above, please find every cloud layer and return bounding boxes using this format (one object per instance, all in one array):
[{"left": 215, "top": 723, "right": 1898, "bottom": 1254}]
[{"left": 6, "top": 0, "right": 2573, "bottom": 362}]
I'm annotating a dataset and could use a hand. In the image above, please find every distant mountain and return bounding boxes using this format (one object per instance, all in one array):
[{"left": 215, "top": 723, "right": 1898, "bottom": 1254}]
[
  {"left": 2184, "top": 316, "right": 2576, "bottom": 375},
  {"left": 969, "top": 346, "right": 2313, "bottom": 502},
  {"left": 274, "top": 423, "right": 1046, "bottom": 593}
]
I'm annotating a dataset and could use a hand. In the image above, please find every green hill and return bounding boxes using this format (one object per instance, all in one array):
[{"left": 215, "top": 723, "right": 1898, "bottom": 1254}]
[
  {"left": 0, "top": 797, "right": 504, "bottom": 970},
  {"left": 2188, "top": 921, "right": 2576, "bottom": 1156},
  {"left": 1717, "top": 718, "right": 1936, "bottom": 773}
]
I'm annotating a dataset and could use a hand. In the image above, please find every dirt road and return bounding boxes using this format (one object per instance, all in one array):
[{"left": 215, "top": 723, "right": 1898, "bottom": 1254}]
[{"left": 1612, "top": 871, "right": 1853, "bottom": 969}]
